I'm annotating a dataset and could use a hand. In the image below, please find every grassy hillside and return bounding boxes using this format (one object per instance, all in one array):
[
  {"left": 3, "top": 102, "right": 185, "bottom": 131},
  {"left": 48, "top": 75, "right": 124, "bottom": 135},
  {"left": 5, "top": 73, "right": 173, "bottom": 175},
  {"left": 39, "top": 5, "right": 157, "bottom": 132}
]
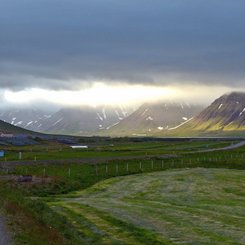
[
  {"left": 49, "top": 168, "right": 245, "bottom": 244},
  {"left": 160, "top": 119, "right": 245, "bottom": 137}
]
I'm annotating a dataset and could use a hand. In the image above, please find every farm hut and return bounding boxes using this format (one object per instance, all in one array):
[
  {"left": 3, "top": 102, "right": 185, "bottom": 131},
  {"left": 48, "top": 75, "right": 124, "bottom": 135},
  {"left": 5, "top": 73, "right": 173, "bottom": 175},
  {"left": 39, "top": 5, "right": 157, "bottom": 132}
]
[{"left": 70, "top": 145, "right": 88, "bottom": 149}]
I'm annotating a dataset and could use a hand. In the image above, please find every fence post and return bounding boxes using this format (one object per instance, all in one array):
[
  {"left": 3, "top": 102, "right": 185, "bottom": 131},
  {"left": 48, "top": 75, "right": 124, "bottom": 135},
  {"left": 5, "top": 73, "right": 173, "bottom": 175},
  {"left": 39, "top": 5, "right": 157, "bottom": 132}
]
[
  {"left": 140, "top": 162, "right": 142, "bottom": 170},
  {"left": 116, "top": 164, "right": 119, "bottom": 174},
  {"left": 106, "top": 164, "right": 108, "bottom": 175},
  {"left": 161, "top": 160, "right": 164, "bottom": 169},
  {"left": 151, "top": 160, "right": 154, "bottom": 170},
  {"left": 95, "top": 165, "right": 98, "bottom": 176},
  {"left": 68, "top": 168, "right": 71, "bottom": 177},
  {"left": 126, "top": 163, "right": 129, "bottom": 172}
]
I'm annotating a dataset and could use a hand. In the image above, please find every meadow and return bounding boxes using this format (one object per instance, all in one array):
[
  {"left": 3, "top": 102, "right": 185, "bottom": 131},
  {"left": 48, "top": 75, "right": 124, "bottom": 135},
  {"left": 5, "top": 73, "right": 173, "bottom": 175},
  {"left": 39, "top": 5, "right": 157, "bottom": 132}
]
[
  {"left": 0, "top": 139, "right": 239, "bottom": 161},
  {"left": 50, "top": 168, "right": 245, "bottom": 245},
  {"left": 0, "top": 138, "right": 245, "bottom": 244}
]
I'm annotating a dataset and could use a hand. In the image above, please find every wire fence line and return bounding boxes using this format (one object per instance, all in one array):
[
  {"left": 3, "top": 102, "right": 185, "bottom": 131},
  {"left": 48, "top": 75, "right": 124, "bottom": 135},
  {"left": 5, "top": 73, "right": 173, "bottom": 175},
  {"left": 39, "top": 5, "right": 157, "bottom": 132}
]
[{"left": 10, "top": 152, "right": 245, "bottom": 179}]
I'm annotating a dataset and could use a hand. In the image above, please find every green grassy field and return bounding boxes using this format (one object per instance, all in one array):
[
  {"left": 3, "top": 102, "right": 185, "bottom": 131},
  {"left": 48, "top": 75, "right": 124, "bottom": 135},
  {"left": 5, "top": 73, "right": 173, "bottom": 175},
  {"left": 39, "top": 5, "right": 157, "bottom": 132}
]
[
  {"left": 0, "top": 140, "right": 239, "bottom": 161},
  {"left": 49, "top": 168, "right": 245, "bottom": 245},
  {"left": 0, "top": 138, "right": 245, "bottom": 244}
]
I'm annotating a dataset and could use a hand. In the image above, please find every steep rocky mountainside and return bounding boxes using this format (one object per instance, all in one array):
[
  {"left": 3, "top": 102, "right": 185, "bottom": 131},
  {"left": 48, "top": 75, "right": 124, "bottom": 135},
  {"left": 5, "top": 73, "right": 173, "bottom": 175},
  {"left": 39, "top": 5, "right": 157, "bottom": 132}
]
[{"left": 164, "top": 92, "right": 245, "bottom": 136}]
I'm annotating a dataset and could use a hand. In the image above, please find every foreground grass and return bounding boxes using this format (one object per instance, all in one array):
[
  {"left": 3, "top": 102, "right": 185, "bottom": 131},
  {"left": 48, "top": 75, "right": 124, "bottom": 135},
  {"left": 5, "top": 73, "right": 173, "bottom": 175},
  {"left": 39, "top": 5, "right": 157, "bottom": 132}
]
[
  {"left": 0, "top": 182, "right": 86, "bottom": 245},
  {"left": 0, "top": 138, "right": 245, "bottom": 244},
  {"left": 50, "top": 168, "right": 245, "bottom": 245}
]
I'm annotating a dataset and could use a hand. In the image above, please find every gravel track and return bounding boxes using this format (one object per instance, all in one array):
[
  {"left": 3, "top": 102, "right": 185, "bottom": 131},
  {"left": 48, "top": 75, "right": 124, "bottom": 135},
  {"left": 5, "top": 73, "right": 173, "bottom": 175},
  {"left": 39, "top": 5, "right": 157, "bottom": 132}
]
[
  {"left": 0, "top": 216, "right": 12, "bottom": 245},
  {"left": 198, "top": 140, "right": 245, "bottom": 153}
]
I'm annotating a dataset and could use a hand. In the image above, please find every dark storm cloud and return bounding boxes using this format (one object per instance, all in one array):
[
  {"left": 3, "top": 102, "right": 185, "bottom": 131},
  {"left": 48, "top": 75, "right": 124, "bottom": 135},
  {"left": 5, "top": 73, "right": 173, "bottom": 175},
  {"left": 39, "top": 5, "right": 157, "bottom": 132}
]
[{"left": 1, "top": 0, "right": 245, "bottom": 90}]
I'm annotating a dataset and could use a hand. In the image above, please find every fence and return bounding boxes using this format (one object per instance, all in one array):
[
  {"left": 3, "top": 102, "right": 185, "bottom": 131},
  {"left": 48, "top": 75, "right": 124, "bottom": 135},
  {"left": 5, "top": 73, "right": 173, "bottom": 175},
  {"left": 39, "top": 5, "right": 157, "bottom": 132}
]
[{"left": 12, "top": 152, "right": 245, "bottom": 179}]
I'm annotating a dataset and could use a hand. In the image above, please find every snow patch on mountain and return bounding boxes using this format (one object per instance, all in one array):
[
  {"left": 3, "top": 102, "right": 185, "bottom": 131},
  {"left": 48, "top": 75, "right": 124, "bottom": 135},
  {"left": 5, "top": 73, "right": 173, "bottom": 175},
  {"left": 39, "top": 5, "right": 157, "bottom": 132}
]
[
  {"left": 14, "top": 121, "right": 23, "bottom": 126},
  {"left": 239, "top": 108, "right": 245, "bottom": 116},
  {"left": 106, "top": 122, "right": 119, "bottom": 130},
  {"left": 53, "top": 118, "right": 63, "bottom": 126},
  {"left": 146, "top": 116, "right": 153, "bottom": 121},
  {"left": 26, "top": 121, "right": 33, "bottom": 127},
  {"left": 97, "top": 113, "right": 103, "bottom": 121},
  {"left": 102, "top": 108, "right": 107, "bottom": 119},
  {"left": 141, "top": 109, "right": 148, "bottom": 116},
  {"left": 168, "top": 118, "right": 193, "bottom": 131}
]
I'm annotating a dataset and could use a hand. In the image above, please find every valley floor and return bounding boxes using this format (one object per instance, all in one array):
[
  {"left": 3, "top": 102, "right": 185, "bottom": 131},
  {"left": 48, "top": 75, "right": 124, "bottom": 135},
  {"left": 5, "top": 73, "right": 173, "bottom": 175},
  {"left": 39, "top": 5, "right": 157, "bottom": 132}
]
[{"left": 49, "top": 168, "right": 245, "bottom": 245}]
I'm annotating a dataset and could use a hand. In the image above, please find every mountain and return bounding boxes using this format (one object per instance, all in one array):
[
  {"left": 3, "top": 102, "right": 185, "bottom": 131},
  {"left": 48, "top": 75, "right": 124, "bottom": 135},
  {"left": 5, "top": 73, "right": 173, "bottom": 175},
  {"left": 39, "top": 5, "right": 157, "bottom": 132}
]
[
  {"left": 105, "top": 102, "right": 203, "bottom": 136},
  {"left": 166, "top": 92, "right": 245, "bottom": 136},
  {"left": 37, "top": 105, "right": 135, "bottom": 135},
  {"left": 0, "top": 119, "right": 35, "bottom": 135},
  {"left": 0, "top": 108, "right": 51, "bottom": 131}
]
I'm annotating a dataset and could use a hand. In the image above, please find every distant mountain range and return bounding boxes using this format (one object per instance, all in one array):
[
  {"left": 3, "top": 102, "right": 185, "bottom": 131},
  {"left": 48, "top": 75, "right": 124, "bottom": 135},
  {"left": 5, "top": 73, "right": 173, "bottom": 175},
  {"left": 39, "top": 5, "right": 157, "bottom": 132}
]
[
  {"left": 1, "top": 92, "right": 245, "bottom": 137},
  {"left": 37, "top": 105, "right": 134, "bottom": 135},
  {"left": 105, "top": 102, "right": 203, "bottom": 136},
  {"left": 0, "top": 105, "right": 134, "bottom": 136}
]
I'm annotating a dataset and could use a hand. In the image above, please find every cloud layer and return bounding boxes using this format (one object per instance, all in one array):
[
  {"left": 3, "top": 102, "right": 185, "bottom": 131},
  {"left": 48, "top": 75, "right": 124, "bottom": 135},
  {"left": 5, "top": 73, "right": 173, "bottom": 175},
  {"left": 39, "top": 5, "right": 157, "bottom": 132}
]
[{"left": 1, "top": 0, "right": 245, "bottom": 90}]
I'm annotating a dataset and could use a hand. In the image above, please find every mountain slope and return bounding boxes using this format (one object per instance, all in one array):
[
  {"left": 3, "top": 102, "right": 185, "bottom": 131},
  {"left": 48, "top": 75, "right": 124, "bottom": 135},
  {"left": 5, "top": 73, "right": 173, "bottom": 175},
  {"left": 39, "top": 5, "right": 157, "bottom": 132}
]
[
  {"left": 0, "top": 119, "right": 35, "bottom": 135},
  {"left": 37, "top": 105, "right": 135, "bottom": 135},
  {"left": 105, "top": 102, "right": 203, "bottom": 136},
  {"left": 166, "top": 92, "right": 245, "bottom": 136},
  {"left": 0, "top": 108, "right": 51, "bottom": 131}
]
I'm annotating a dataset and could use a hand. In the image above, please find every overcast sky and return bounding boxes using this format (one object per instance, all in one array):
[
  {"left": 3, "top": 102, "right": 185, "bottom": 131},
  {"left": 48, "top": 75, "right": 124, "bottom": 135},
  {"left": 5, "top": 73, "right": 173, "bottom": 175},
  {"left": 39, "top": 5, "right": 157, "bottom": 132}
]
[{"left": 1, "top": 0, "right": 245, "bottom": 107}]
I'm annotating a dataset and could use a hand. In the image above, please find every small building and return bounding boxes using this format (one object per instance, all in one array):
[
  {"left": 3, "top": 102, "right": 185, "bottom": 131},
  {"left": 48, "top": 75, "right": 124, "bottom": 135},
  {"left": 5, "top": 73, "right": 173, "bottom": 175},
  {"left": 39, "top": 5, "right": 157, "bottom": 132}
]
[
  {"left": 70, "top": 145, "right": 88, "bottom": 149},
  {"left": 0, "top": 133, "right": 14, "bottom": 138},
  {"left": 0, "top": 150, "right": 5, "bottom": 157}
]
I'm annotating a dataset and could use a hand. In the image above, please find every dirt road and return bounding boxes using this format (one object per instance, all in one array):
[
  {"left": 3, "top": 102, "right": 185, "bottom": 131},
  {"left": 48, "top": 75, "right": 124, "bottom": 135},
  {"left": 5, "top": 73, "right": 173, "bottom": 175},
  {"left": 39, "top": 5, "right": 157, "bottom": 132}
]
[
  {"left": 0, "top": 216, "right": 12, "bottom": 245},
  {"left": 199, "top": 140, "right": 245, "bottom": 153}
]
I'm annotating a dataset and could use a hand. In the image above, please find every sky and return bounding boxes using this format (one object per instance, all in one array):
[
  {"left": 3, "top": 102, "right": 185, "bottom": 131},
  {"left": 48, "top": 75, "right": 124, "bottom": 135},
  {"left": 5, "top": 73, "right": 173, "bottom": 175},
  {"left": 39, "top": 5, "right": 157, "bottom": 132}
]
[{"left": 1, "top": 0, "right": 245, "bottom": 108}]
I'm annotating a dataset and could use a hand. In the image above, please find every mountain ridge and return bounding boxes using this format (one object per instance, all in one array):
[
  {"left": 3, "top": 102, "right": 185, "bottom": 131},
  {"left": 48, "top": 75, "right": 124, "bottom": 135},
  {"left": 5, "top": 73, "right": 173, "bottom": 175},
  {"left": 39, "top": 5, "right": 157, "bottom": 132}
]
[
  {"left": 162, "top": 92, "right": 245, "bottom": 136},
  {"left": 104, "top": 102, "right": 203, "bottom": 136}
]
